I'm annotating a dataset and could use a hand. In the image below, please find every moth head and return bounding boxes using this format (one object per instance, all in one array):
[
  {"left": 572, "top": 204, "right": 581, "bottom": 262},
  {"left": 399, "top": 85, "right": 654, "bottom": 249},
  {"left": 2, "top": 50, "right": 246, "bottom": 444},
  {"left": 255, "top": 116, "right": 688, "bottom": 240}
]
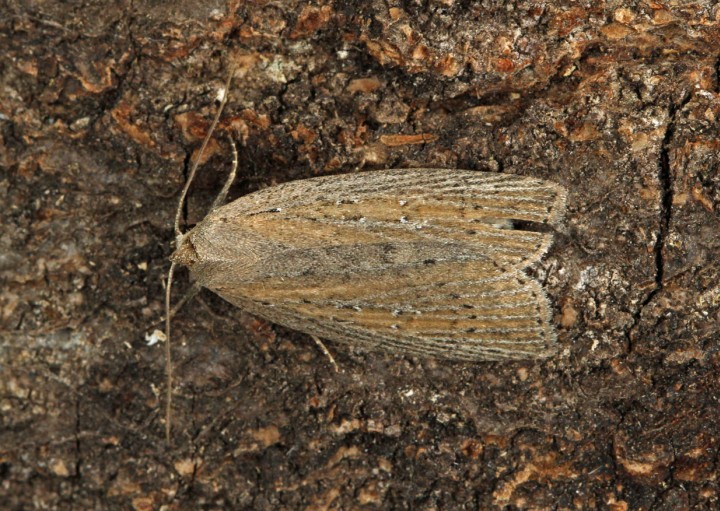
[{"left": 170, "top": 231, "right": 199, "bottom": 268}]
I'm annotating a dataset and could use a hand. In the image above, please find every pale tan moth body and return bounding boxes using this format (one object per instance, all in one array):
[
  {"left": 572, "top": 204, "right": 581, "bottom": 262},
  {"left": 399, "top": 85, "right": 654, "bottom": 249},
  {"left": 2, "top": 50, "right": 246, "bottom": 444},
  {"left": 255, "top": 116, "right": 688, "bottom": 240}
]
[
  {"left": 163, "top": 70, "right": 566, "bottom": 441},
  {"left": 172, "top": 168, "right": 566, "bottom": 361}
]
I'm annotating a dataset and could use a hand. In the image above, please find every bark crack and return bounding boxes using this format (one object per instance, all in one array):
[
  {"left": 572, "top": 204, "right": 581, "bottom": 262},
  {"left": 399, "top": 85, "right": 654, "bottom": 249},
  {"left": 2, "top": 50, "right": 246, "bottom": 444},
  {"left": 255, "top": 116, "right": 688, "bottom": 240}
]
[{"left": 625, "top": 93, "right": 691, "bottom": 354}]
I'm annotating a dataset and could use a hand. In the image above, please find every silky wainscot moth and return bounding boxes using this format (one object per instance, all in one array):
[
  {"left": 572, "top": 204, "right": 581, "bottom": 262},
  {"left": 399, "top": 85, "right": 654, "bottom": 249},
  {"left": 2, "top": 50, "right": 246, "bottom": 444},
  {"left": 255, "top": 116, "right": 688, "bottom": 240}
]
[{"left": 171, "top": 168, "right": 566, "bottom": 361}]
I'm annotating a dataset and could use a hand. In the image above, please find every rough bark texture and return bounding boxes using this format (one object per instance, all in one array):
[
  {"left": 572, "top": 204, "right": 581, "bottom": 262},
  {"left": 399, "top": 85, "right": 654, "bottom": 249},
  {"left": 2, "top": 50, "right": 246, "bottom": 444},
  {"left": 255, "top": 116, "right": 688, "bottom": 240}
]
[{"left": 2, "top": 1, "right": 719, "bottom": 510}]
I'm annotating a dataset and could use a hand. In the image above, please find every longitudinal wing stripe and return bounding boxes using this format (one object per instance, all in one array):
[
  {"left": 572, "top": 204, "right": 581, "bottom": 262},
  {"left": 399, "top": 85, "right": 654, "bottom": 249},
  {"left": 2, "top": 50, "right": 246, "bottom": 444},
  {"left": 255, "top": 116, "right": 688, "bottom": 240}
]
[
  {"left": 411, "top": 327, "right": 546, "bottom": 336},
  {"left": 227, "top": 260, "right": 514, "bottom": 298},
  {"left": 286, "top": 297, "right": 541, "bottom": 313},
  {"left": 233, "top": 279, "right": 537, "bottom": 310},
  {"left": 236, "top": 262, "right": 536, "bottom": 294},
  {"left": 283, "top": 170, "right": 514, "bottom": 196},
  {"left": 258, "top": 283, "right": 538, "bottom": 312},
  {"left": 240, "top": 215, "right": 551, "bottom": 266},
  {"left": 284, "top": 215, "right": 547, "bottom": 244},
  {"left": 306, "top": 182, "right": 560, "bottom": 205},
  {"left": 281, "top": 195, "right": 560, "bottom": 224},
  {"left": 376, "top": 284, "right": 538, "bottom": 303},
  {"left": 305, "top": 171, "right": 552, "bottom": 198},
  {"left": 294, "top": 306, "right": 545, "bottom": 332}
]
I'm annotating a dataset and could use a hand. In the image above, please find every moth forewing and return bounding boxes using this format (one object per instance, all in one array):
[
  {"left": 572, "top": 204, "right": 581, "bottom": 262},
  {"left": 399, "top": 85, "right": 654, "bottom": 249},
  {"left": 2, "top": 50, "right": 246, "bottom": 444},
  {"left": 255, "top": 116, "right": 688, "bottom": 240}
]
[{"left": 172, "top": 168, "right": 566, "bottom": 362}]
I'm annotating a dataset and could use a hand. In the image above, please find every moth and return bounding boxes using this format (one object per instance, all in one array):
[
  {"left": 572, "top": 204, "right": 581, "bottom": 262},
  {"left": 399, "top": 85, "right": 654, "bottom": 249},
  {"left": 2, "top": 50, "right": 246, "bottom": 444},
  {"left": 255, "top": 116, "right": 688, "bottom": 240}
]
[
  {"left": 171, "top": 167, "right": 566, "bottom": 362},
  {"left": 162, "top": 72, "right": 566, "bottom": 440}
]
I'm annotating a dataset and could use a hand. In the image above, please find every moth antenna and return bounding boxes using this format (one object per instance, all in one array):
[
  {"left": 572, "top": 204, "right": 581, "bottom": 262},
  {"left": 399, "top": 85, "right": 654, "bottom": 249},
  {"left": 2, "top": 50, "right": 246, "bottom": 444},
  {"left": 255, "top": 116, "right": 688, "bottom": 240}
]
[
  {"left": 173, "top": 67, "right": 236, "bottom": 236},
  {"left": 165, "top": 261, "right": 176, "bottom": 443},
  {"left": 210, "top": 136, "right": 239, "bottom": 211},
  {"left": 165, "top": 66, "right": 235, "bottom": 443}
]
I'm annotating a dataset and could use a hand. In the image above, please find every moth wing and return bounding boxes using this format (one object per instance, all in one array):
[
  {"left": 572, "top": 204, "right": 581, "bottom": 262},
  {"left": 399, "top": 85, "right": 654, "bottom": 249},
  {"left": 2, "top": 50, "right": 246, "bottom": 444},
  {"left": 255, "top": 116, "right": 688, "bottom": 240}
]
[
  {"left": 218, "top": 265, "right": 556, "bottom": 361},
  {"left": 204, "top": 169, "right": 566, "bottom": 271},
  {"left": 219, "top": 168, "right": 566, "bottom": 225}
]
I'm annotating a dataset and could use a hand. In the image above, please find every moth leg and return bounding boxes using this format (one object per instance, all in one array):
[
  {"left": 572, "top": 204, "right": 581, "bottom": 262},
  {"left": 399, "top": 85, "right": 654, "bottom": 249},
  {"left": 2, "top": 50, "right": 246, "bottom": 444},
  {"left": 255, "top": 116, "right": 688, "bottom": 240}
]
[
  {"left": 153, "top": 281, "right": 202, "bottom": 328},
  {"left": 210, "top": 136, "right": 239, "bottom": 212},
  {"left": 155, "top": 282, "right": 202, "bottom": 326},
  {"left": 311, "top": 335, "right": 340, "bottom": 373}
]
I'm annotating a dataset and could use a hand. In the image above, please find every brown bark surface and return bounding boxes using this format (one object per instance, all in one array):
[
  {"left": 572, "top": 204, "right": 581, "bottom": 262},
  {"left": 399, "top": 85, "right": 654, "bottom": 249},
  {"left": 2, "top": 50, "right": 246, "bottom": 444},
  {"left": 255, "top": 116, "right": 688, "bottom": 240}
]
[{"left": 2, "top": 1, "right": 719, "bottom": 509}]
